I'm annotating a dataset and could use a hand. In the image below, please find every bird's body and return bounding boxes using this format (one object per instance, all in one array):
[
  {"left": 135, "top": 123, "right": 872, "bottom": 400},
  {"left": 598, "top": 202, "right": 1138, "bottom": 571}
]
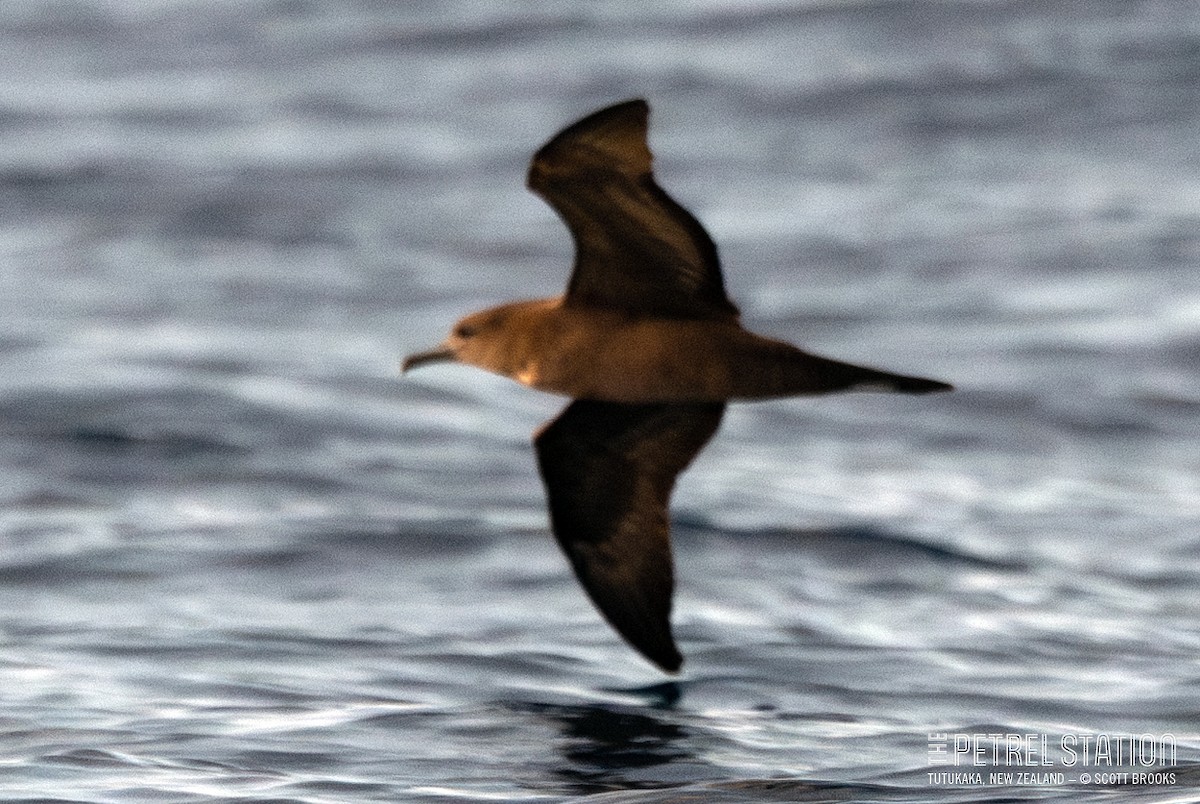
[
  {"left": 404, "top": 99, "right": 951, "bottom": 672},
  {"left": 440, "top": 296, "right": 948, "bottom": 403}
]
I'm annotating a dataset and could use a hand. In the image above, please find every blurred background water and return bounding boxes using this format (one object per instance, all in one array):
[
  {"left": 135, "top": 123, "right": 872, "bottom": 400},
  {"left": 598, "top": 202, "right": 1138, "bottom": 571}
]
[{"left": 2, "top": 0, "right": 1199, "bottom": 801}]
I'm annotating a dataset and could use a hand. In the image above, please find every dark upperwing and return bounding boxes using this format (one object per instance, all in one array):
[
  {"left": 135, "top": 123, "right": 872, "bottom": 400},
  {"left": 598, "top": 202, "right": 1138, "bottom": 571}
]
[
  {"left": 534, "top": 400, "right": 725, "bottom": 672},
  {"left": 527, "top": 99, "right": 740, "bottom": 322}
]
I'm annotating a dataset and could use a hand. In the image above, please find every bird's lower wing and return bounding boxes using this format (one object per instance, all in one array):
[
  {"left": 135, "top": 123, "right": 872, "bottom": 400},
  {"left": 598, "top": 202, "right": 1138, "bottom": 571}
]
[{"left": 534, "top": 399, "right": 724, "bottom": 672}]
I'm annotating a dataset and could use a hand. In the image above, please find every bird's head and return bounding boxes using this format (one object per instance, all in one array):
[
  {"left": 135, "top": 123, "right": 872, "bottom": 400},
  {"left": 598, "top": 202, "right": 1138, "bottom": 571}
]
[{"left": 403, "top": 300, "right": 551, "bottom": 377}]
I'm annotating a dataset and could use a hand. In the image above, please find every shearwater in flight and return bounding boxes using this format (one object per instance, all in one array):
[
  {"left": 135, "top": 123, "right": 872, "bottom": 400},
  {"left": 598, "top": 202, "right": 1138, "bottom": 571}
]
[{"left": 404, "top": 99, "right": 951, "bottom": 672}]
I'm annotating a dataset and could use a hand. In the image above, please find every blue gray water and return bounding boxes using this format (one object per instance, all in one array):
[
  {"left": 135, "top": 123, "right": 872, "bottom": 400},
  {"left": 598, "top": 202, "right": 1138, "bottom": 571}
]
[{"left": 2, "top": 1, "right": 1199, "bottom": 801}]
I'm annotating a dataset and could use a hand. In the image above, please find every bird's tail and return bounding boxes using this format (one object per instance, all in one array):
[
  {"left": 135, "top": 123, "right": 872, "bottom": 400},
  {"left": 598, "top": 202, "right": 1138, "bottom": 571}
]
[{"left": 730, "top": 336, "right": 953, "bottom": 399}]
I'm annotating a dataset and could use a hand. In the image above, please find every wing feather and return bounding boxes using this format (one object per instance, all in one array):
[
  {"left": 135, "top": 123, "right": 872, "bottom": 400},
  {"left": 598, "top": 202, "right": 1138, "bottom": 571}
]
[
  {"left": 534, "top": 399, "right": 724, "bottom": 671},
  {"left": 528, "top": 99, "right": 739, "bottom": 321}
]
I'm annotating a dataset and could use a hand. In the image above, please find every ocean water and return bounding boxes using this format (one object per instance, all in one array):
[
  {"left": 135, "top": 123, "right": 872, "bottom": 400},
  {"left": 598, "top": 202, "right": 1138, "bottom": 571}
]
[{"left": 2, "top": 0, "right": 1199, "bottom": 801}]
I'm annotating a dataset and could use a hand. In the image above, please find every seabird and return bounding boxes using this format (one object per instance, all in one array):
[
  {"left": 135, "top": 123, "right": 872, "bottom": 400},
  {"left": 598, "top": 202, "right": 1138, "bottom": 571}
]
[{"left": 404, "top": 99, "right": 951, "bottom": 672}]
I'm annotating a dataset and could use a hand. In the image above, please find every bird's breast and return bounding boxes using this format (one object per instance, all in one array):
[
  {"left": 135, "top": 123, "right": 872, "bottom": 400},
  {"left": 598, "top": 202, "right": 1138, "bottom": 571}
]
[{"left": 516, "top": 307, "right": 750, "bottom": 403}]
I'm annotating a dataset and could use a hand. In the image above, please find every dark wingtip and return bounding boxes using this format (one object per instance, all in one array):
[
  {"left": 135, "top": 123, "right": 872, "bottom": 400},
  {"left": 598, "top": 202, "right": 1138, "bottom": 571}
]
[
  {"left": 617, "top": 616, "right": 683, "bottom": 673},
  {"left": 651, "top": 646, "right": 684, "bottom": 674},
  {"left": 527, "top": 99, "right": 652, "bottom": 191},
  {"left": 621, "top": 624, "right": 683, "bottom": 673},
  {"left": 564, "top": 98, "right": 649, "bottom": 130}
]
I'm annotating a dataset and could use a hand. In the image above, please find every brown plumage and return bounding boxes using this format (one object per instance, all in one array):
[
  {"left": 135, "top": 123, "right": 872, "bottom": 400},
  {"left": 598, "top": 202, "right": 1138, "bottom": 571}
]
[{"left": 404, "top": 99, "right": 951, "bottom": 671}]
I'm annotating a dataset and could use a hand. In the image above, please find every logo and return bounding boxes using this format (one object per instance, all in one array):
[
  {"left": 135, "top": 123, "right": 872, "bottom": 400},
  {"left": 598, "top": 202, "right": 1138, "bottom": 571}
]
[{"left": 926, "top": 733, "right": 1178, "bottom": 787}]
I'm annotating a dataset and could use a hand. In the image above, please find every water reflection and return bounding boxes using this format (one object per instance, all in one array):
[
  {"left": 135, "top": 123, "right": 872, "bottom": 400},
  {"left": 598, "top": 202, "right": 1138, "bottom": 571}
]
[{"left": 518, "top": 684, "right": 711, "bottom": 795}]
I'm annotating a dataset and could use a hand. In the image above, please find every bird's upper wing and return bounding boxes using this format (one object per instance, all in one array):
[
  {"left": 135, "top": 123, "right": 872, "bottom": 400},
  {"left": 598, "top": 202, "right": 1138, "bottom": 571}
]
[
  {"left": 534, "top": 399, "right": 724, "bottom": 672},
  {"left": 527, "top": 99, "right": 740, "bottom": 322}
]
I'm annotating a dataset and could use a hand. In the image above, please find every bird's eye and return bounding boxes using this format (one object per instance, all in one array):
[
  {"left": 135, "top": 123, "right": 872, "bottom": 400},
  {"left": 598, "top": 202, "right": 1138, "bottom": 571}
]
[{"left": 454, "top": 324, "right": 477, "bottom": 339}]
